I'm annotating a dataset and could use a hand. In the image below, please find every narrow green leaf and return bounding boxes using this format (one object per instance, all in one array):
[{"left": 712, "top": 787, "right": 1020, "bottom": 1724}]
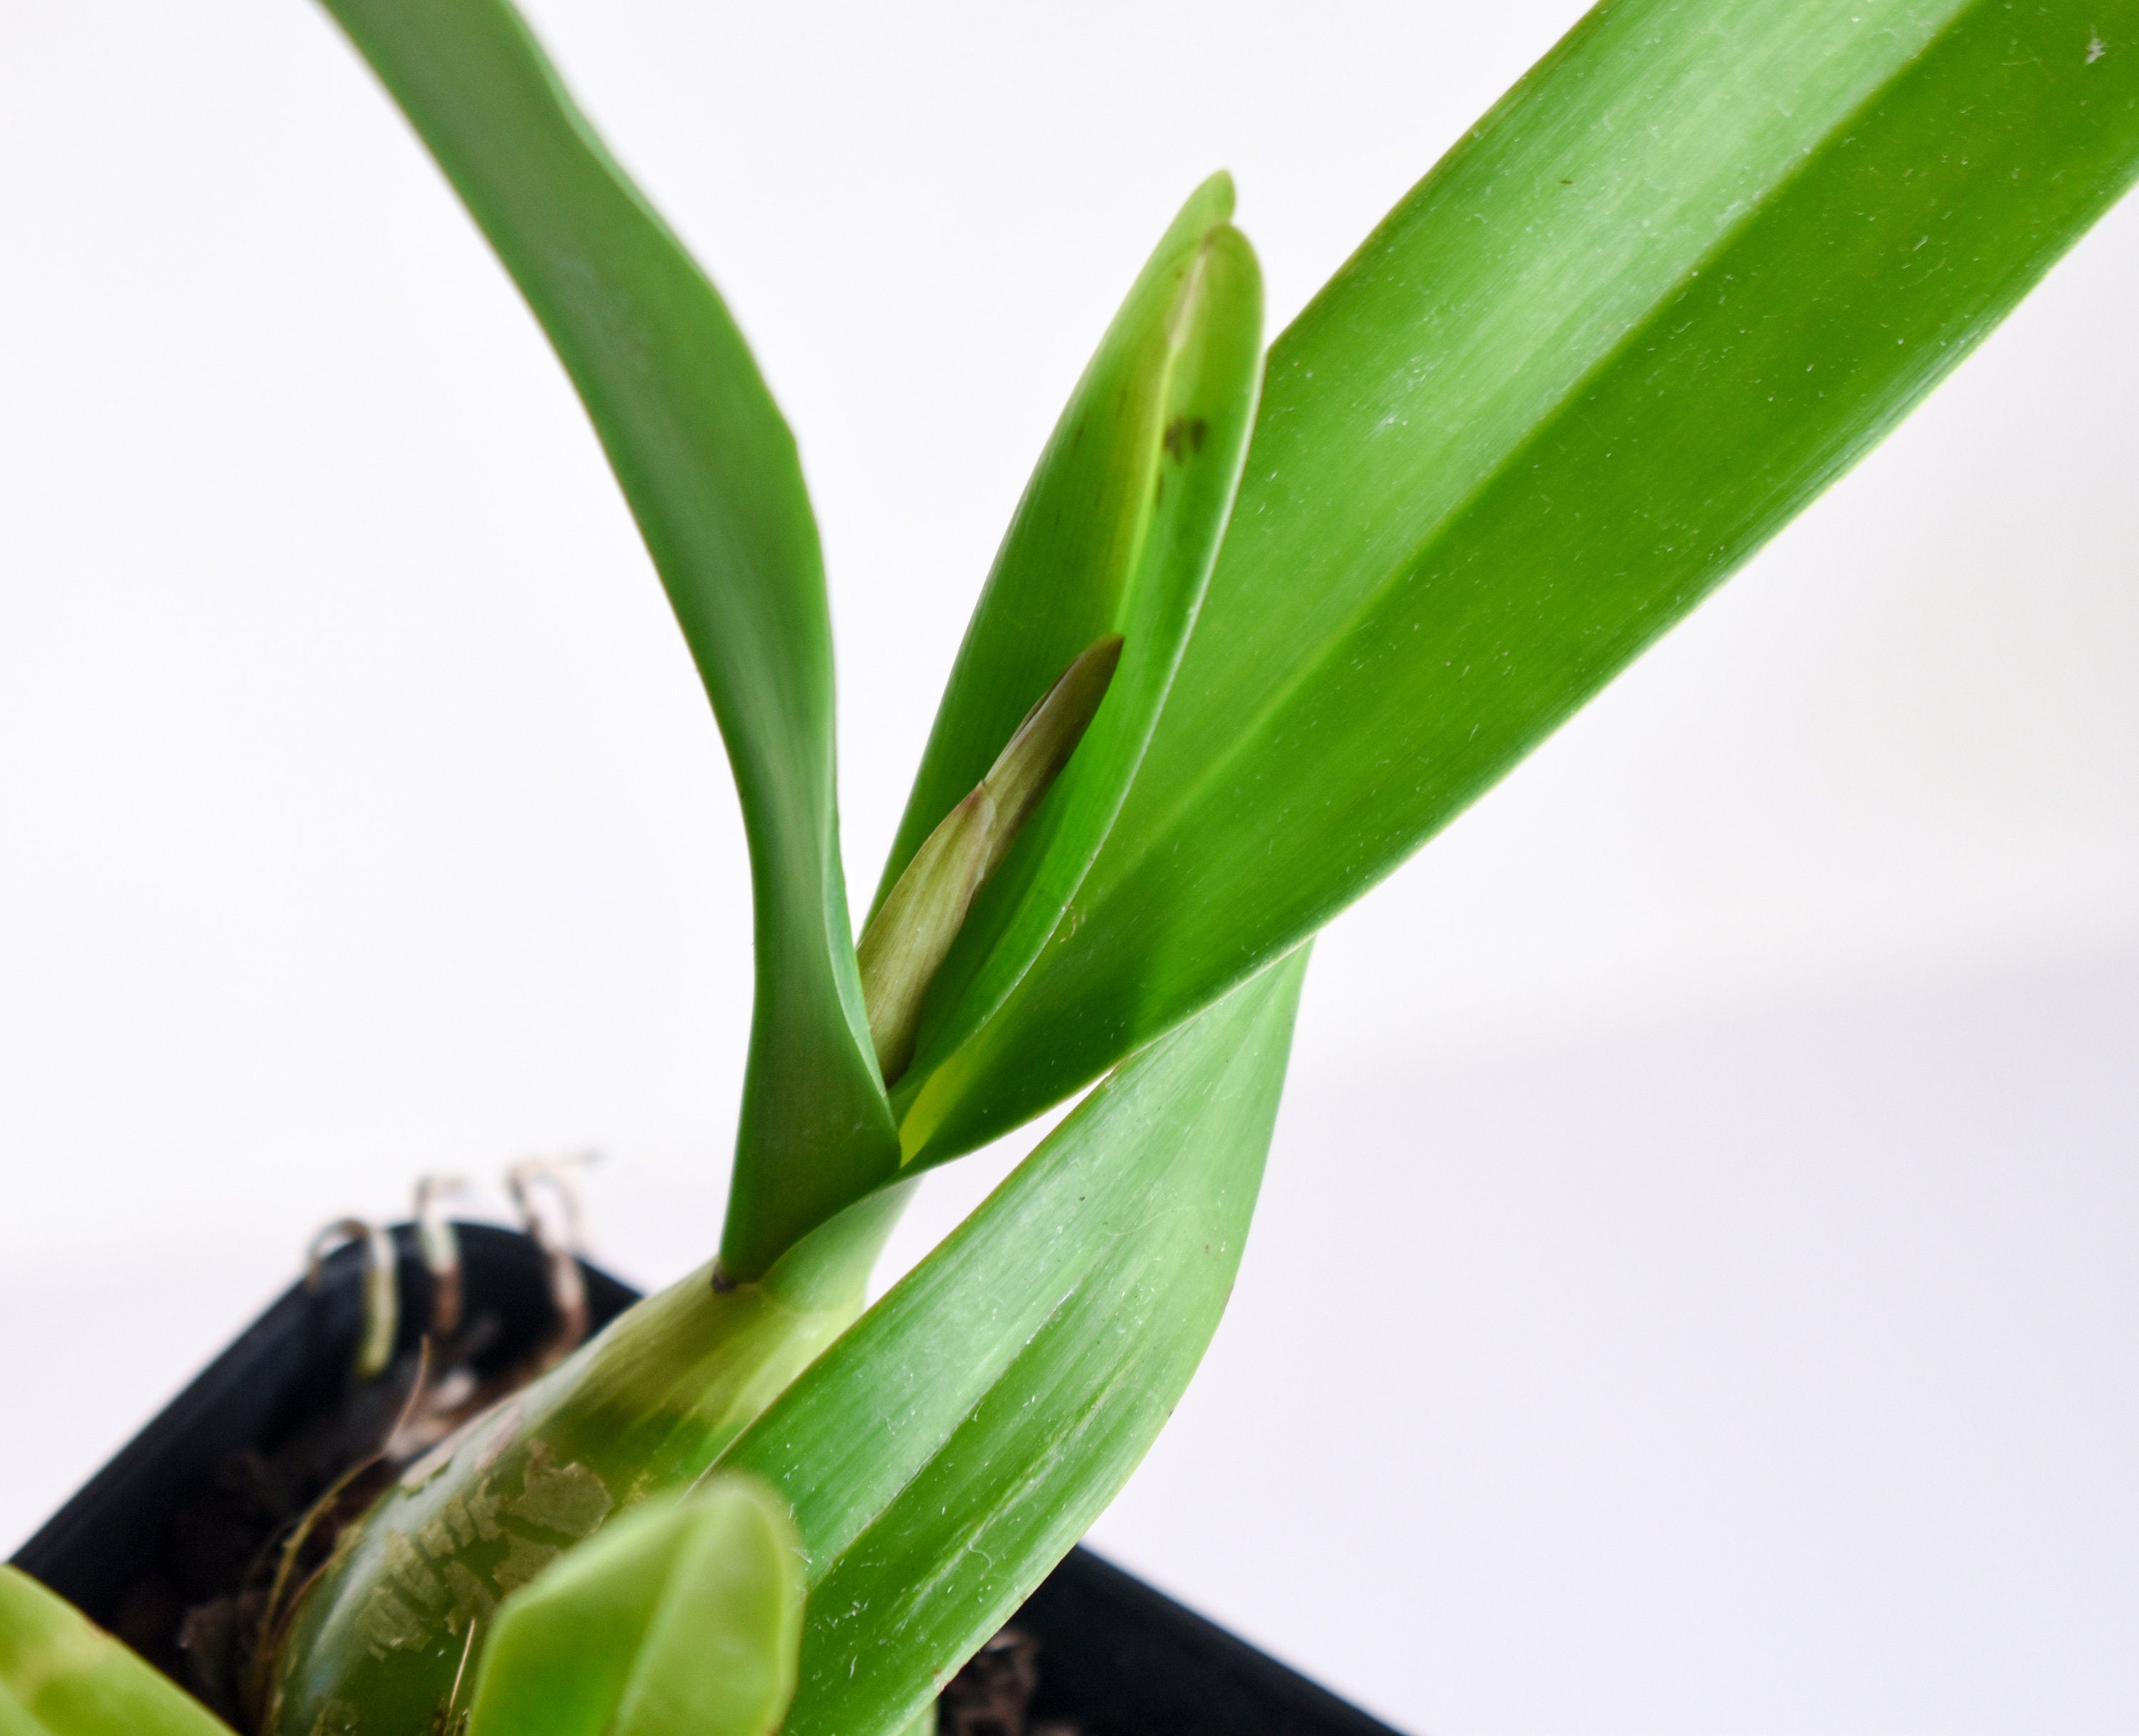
[
  {"left": 897, "top": 0, "right": 2139, "bottom": 1161},
  {"left": 0, "top": 1568, "right": 235, "bottom": 1736},
  {"left": 874, "top": 173, "right": 1263, "bottom": 1139},
  {"left": 718, "top": 947, "right": 1308, "bottom": 1736},
  {"left": 463, "top": 1476, "right": 803, "bottom": 1736},
  {"left": 313, "top": 0, "right": 898, "bottom": 1276},
  {"left": 858, "top": 634, "right": 1122, "bottom": 1083}
]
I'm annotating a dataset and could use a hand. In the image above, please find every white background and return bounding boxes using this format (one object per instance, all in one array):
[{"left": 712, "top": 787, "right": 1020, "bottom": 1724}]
[{"left": 4, "top": 3, "right": 2135, "bottom": 1730}]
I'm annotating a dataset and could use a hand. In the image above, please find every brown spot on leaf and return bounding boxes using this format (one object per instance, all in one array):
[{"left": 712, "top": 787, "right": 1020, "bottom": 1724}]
[{"left": 1161, "top": 416, "right": 1209, "bottom": 463}]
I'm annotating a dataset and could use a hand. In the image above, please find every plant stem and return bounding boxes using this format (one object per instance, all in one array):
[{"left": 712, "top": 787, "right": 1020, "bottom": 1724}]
[{"left": 263, "top": 1185, "right": 911, "bottom": 1736}]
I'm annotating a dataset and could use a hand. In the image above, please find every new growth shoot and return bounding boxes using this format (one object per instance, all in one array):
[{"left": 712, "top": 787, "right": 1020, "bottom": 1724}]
[{"left": 858, "top": 635, "right": 1124, "bottom": 1084}]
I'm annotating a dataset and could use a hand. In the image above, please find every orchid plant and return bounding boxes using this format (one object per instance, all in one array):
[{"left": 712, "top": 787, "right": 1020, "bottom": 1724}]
[{"left": 6, "top": 1, "right": 2135, "bottom": 1732}]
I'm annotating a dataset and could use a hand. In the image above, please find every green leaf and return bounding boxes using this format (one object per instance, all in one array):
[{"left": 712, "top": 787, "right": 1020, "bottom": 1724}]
[
  {"left": 896, "top": 0, "right": 2139, "bottom": 1162},
  {"left": 718, "top": 945, "right": 1308, "bottom": 1736},
  {"left": 463, "top": 1476, "right": 804, "bottom": 1736},
  {"left": 874, "top": 173, "right": 1263, "bottom": 1145},
  {"left": 0, "top": 1568, "right": 235, "bottom": 1736},
  {"left": 314, "top": 0, "right": 898, "bottom": 1276}
]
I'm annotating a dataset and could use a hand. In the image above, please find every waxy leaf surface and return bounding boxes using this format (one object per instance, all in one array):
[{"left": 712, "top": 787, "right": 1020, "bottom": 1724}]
[
  {"left": 897, "top": 0, "right": 2139, "bottom": 1160},
  {"left": 719, "top": 947, "right": 1308, "bottom": 1736},
  {"left": 877, "top": 175, "right": 1263, "bottom": 1150},
  {"left": 316, "top": 0, "right": 897, "bottom": 1275}
]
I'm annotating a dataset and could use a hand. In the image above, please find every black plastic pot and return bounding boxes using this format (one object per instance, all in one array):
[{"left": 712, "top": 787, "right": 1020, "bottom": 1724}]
[{"left": 14, "top": 1223, "right": 1398, "bottom": 1736}]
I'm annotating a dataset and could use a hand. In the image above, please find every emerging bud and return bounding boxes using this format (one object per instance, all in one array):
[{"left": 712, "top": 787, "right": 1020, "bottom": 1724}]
[{"left": 858, "top": 634, "right": 1124, "bottom": 1084}]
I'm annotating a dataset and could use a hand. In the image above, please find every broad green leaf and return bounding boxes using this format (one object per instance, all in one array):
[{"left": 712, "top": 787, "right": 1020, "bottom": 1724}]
[
  {"left": 463, "top": 1477, "right": 803, "bottom": 1736},
  {"left": 0, "top": 1568, "right": 235, "bottom": 1736},
  {"left": 896, "top": 0, "right": 2139, "bottom": 1161},
  {"left": 314, "top": 0, "right": 898, "bottom": 1276},
  {"left": 718, "top": 946, "right": 1308, "bottom": 1736},
  {"left": 874, "top": 175, "right": 1263, "bottom": 1141}
]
